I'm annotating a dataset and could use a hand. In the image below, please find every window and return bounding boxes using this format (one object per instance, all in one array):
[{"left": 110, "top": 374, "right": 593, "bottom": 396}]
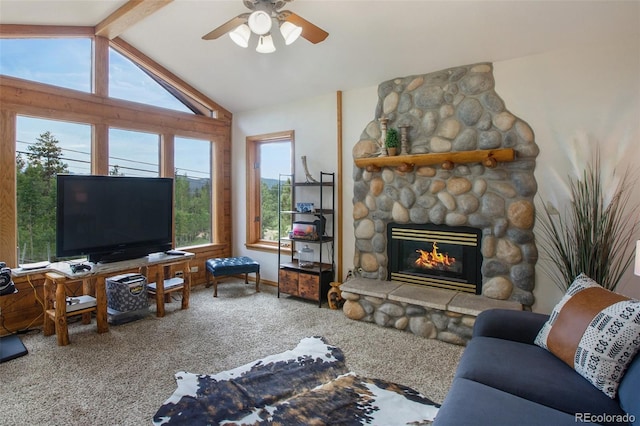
[
  {"left": 108, "top": 129, "right": 160, "bottom": 177},
  {"left": 246, "top": 131, "right": 294, "bottom": 249},
  {"left": 109, "top": 48, "right": 193, "bottom": 114},
  {"left": 0, "top": 38, "right": 92, "bottom": 92},
  {"left": 16, "top": 116, "right": 91, "bottom": 263},
  {"left": 1, "top": 32, "right": 227, "bottom": 268},
  {"left": 174, "top": 137, "right": 212, "bottom": 247}
]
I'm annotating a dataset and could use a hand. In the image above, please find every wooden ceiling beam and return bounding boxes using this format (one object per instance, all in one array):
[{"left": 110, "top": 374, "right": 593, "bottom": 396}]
[
  {"left": 94, "top": 0, "right": 173, "bottom": 40},
  {"left": 0, "top": 24, "right": 93, "bottom": 38}
]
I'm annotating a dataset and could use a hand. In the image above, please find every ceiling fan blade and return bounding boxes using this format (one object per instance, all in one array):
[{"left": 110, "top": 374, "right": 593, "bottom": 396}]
[
  {"left": 281, "top": 11, "right": 328, "bottom": 44},
  {"left": 202, "top": 14, "right": 248, "bottom": 40}
]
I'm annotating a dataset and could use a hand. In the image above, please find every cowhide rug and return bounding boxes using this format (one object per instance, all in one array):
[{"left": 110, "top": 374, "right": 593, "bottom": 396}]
[{"left": 153, "top": 336, "right": 440, "bottom": 425}]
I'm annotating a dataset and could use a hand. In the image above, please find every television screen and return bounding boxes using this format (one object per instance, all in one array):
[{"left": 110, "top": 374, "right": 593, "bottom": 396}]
[{"left": 56, "top": 175, "right": 174, "bottom": 263}]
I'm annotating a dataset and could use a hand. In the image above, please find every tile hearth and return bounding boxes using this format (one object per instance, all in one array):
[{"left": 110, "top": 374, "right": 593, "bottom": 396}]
[{"left": 340, "top": 278, "right": 521, "bottom": 345}]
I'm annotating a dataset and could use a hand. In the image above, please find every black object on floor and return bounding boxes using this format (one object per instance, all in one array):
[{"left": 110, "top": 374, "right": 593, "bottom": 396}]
[{"left": 0, "top": 334, "right": 28, "bottom": 363}]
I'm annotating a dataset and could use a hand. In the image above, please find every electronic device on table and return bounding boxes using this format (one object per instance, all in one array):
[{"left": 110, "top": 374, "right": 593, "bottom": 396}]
[
  {"left": 18, "top": 261, "right": 50, "bottom": 271},
  {"left": 56, "top": 295, "right": 97, "bottom": 313},
  {"left": 70, "top": 263, "right": 91, "bottom": 273},
  {"left": 55, "top": 175, "right": 174, "bottom": 264}
]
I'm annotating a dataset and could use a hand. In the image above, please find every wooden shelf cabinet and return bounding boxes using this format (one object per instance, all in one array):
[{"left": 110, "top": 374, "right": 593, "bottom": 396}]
[
  {"left": 279, "top": 267, "right": 333, "bottom": 302},
  {"left": 277, "top": 172, "right": 335, "bottom": 307}
]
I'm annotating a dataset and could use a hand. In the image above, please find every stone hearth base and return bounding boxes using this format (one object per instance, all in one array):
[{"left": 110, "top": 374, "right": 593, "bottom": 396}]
[{"left": 340, "top": 278, "right": 522, "bottom": 346}]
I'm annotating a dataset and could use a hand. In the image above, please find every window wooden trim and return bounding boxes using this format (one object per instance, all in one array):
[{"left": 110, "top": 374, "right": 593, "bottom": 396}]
[
  {"left": 245, "top": 131, "right": 294, "bottom": 252},
  {"left": 0, "top": 110, "right": 17, "bottom": 265}
]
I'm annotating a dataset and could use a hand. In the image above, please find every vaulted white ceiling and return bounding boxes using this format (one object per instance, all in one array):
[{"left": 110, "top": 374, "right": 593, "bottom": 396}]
[{"left": 1, "top": 0, "right": 638, "bottom": 113}]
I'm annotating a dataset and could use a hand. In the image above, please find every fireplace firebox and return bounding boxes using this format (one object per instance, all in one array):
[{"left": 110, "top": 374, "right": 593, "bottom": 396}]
[{"left": 387, "top": 223, "right": 483, "bottom": 294}]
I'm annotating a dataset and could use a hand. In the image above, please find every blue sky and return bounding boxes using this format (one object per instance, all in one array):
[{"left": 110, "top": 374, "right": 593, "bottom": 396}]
[
  {"left": 260, "top": 142, "right": 292, "bottom": 180},
  {"left": 0, "top": 38, "right": 92, "bottom": 92}
]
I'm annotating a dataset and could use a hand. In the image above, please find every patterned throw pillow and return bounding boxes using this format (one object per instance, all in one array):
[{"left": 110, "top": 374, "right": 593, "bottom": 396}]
[{"left": 535, "top": 274, "right": 640, "bottom": 398}]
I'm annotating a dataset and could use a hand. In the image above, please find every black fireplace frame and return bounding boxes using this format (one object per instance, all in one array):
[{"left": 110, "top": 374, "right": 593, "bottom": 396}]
[{"left": 387, "top": 223, "right": 483, "bottom": 294}]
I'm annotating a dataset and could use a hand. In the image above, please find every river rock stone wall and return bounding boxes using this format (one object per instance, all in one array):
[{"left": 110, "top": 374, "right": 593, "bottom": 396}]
[{"left": 351, "top": 63, "right": 539, "bottom": 307}]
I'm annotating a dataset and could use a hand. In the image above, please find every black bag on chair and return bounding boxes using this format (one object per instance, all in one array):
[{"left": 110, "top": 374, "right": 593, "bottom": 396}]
[{"left": 0, "top": 262, "right": 16, "bottom": 296}]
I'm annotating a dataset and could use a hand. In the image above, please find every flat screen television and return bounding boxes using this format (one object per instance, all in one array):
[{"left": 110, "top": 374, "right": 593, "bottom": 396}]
[{"left": 56, "top": 174, "right": 174, "bottom": 263}]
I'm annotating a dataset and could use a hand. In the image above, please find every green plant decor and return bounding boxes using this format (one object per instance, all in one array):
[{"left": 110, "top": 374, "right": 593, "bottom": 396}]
[
  {"left": 385, "top": 128, "right": 399, "bottom": 149},
  {"left": 537, "top": 154, "right": 639, "bottom": 291}
]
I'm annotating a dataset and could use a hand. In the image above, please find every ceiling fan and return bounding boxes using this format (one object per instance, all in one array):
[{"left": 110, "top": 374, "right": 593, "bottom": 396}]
[{"left": 202, "top": 0, "right": 328, "bottom": 53}]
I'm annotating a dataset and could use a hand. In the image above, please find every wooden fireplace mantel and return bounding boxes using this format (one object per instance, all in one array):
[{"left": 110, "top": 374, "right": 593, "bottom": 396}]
[{"left": 354, "top": 148, "right": 515, "bottom": 172}]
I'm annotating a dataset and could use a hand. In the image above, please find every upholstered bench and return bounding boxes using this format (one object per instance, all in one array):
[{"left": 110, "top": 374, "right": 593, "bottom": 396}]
[{"left": 205, "top": 256, "right": 260, "bottom": 297}]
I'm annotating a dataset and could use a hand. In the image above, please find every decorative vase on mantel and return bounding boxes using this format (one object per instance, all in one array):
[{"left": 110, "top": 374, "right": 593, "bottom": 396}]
[
  {"left": 378, "top": 117, "right": 389, "bottom": 157},
  {"left": 399, "top": 125, "right": 410, "bottom": 155}
]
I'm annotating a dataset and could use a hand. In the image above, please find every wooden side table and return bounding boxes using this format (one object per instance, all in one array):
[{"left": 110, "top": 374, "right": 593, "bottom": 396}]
[
  {"left": 43, "top": 272, "right": 109, "bottom": 346},
  {"left": 143, "top": 258, "right": 191, "bottom": 317}
]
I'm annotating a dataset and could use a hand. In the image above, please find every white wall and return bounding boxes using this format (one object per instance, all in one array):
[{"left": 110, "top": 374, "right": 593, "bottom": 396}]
[
  {"left": 234, "top": 37, "right": 640, "bottom": 314},
  {"left": 494, "top": 39, "right": 640, "bottom": 312},
  {"left": 232, "top": 93, "right": 338, "bottom": 282}
]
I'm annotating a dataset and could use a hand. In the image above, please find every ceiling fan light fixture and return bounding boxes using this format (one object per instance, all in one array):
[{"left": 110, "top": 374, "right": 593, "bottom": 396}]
[
  {"left": 202, "top": 2, "right": 328, "bottom": 52},
  {"left": 280, "top": 21, "right": 302, "bottom": 45},
  {"left": 256, "top": 34, "right": 276, "bottom": 53},
  {"left": 248, "top": 10, "right": 272, "bottom": 35},
  {"left": 229, "top": 24, "right": 251, "bottom": 48}
]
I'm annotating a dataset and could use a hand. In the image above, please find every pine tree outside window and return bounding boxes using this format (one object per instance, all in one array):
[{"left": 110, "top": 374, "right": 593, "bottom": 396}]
[
  {"left": 16, "top": 116, "right": 91, "bottom": 263},
  {"left": 174, "top": 137, "right": 212, "bottom": 247}
]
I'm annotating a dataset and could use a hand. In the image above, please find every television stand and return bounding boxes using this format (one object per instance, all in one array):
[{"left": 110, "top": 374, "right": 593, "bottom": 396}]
[{"left": 13, "top": 252, "right": 194, "bottom": 346}]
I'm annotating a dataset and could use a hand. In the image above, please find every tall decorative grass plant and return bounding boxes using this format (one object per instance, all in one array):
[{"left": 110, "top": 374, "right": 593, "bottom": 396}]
[{"left": 537, "top": 155, "right": 639, "bottom": 291}]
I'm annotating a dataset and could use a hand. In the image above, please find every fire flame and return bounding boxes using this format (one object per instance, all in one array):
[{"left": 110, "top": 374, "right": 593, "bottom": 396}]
[{"left": 415, "top": 242, "right": 456, "bottom": 269}]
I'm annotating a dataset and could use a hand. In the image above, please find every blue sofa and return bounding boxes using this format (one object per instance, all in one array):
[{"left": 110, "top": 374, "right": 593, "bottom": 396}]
[{"left": 435, "top": 309, "right": 640, "bottom": 426}]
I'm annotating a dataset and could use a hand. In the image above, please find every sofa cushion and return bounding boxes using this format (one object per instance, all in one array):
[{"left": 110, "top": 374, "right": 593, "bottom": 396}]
[
  {"left": 535, "top": 274, "right": 640, "bottom": 398},
  {"left": 456, "top": 336, "right": 626, "bottom": 422},
  {"left": 472, "top": 308, "right": 549, "bottom": 344},
  {"left": 434, "top": 378, "right": 592, "bottom": 426},
  {"left": 618, "top": 354, "right": 640, "bottom": 425}
]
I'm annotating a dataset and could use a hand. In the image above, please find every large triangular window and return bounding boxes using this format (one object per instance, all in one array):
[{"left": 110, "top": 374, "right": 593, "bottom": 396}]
[{"left": 109, "top": 47, "right": 193, "bottom": 114}]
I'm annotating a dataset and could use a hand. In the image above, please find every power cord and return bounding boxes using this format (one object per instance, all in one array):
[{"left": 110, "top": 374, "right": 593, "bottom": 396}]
[
  {"left": 14, "top": 274, "right": 44, "bottom": 335},
  {"left": 0, "top": 274, "right": 44, "bottom": 336}
]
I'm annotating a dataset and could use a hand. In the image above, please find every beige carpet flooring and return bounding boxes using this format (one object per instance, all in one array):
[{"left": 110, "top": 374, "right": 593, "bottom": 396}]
[{"left": 0, "top": 279, "right": 463, "bottom": 425}]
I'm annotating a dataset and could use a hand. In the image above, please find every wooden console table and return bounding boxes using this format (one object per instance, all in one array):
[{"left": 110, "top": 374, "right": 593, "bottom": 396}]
[{"left": 15, "top": 252, "right": 194, "bottom": 346}]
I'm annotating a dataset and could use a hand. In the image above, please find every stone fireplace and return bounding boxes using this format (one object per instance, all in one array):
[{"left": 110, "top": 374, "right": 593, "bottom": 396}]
[
  {"left": 387, "top": 223, "right": 482, "bottom": 294},
  {"left": 342, "top": 63, "right": 539, "bottom": 345}
]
